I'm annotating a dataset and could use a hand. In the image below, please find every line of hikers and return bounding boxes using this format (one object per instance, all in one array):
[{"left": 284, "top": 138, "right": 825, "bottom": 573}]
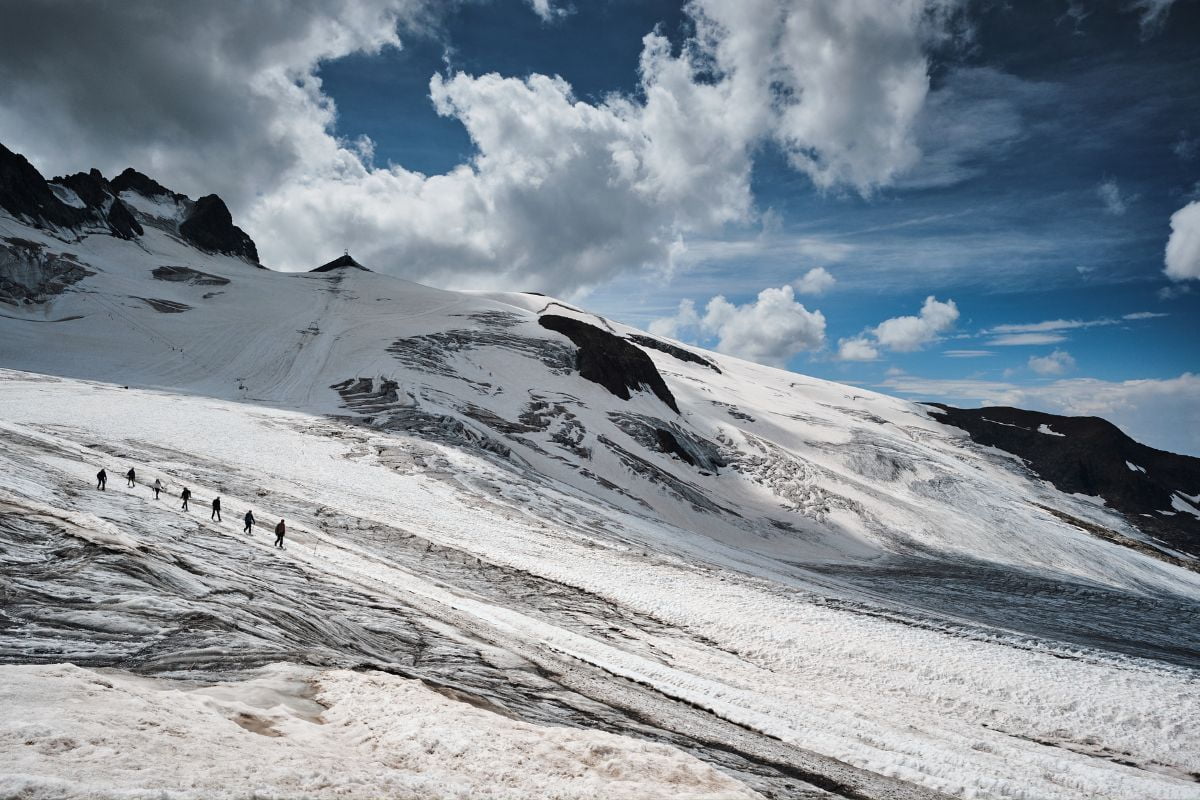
[{"left": 95, "top": 467, "right": 287, "bottom": 548}]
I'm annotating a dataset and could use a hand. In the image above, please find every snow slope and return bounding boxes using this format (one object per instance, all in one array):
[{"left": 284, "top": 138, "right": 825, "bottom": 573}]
[{"left": 3, "top": 194, "right": 1200, "bottom": 799}]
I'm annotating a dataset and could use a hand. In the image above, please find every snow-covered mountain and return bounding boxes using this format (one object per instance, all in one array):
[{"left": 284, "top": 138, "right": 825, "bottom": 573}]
[{"left": 3, "top": 144, "right": 1200, "bottom": 800}]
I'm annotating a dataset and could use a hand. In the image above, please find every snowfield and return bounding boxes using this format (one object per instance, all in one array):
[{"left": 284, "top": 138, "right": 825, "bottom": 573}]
[{"left": 2, "top": 200, "right": 1200, "bottom": 799}]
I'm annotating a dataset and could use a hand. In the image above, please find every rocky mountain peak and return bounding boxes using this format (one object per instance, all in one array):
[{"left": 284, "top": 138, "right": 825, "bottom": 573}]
[{"left": 177, "top": 194, "right": 259, "bottom": 264}]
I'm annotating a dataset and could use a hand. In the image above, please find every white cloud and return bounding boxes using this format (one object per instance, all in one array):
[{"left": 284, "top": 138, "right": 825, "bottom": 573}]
[
  {"left": 1028, "top": 349, "right": 1076, "bottom": 376},
  {"left": 871, "top": 295, "right": 959, "bottom": 352},
  {"left": 943, "top": 349, "right": 993, "bottom": 358},
  {"left": 988, "top": 333, "right": 1068, "bottom": 346},
  {"left": 792, "top": 267, "right": 836, "bottom": 295},
  {"left": 1096, "top": 179, "right": 1129, "bottom": 216},
  {"left": 838, "top": 337, "right": 880, "bottom": 361},
  {"left": 880, "top": 372, "right": 1200, "bottom": 456},
  {"left": 834, "top": 295, "right": 958, "bottom": 360},
  {"left": 1164, "top": 200, "right": 1200, "bottom": 281},
  {"left": 984, "top": 312, "right": 1165, "bottom": 340},
  {"left": 649, "top": 285, "right": 826, "bottom": 367},
  {"left": 0, "top": 0, "right": 975, "bottom": 293},
  {"left": 526, "top": 0, "right": 565, "bottom": 22}
]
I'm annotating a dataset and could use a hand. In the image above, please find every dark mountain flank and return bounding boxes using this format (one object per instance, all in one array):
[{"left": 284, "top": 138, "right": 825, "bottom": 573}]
[
  {"left": 0, "top": 143, "right": 87, "bottom": 228},
  {"left": 179, "top": 195, "right": 259, "bottom": 263},
  {"left": 0, "top": 141, "right": 259, "bottom": 264},
  {"left": 539, "top": 314, "right": 679, "bottom": 413},
  {"left": 930, "top": 404, "right": 1200, "bottom": 556}
]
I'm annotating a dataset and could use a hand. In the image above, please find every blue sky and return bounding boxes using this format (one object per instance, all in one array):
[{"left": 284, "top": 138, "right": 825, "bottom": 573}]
[
  {"left": 313, "top": 0, "right": 1200, "bottom": 450},
  {"left": 1, "top": 0, "right": 1197, "bottom": 451}
]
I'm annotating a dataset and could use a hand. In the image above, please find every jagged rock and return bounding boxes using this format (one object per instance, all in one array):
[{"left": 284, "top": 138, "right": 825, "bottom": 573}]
[
  {"left": 52, "top": 169, "right": 111, "bottom": 208},
  {"left": 930, "top": 404, "right": 1200, "bottom": 554},
  {"left": 105, "top": 198, "right": 143, "bottom": 239},
  {"left": 179, "top": 194, "right": 259, "bottom": 262},
  {"left": 627, "top": 333, "right": 721, "bottom": 373},
  {"left": 312, "top": 253, "right": 369, "bottom": 272},
  {"left": 539, "top": 314, "right": 679, "bottom": 413},
  {"left": 0, "top": 142, "right": 86, "bottom": 228},
  {"left": 152, "top": 266, "right": 230, "bottom": 286},
  {"left": 110, "top": 167, "right": 177, "bottom": 199}
]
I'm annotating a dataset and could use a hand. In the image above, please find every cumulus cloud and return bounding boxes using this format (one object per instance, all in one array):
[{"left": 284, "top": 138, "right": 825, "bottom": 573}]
[
  {"left": 873, "top": 296, "right": 960, "bottom": 351},
  {"left": 1096, "top": 179, "right": 1130, "bottom": 216},
  {"left": 881, "top": 372, "right": 1200, "bottom": 456},
  {"left": 1028, "top": 349, "right": 1076, "bottom": 375},
  {"left": 649, "top": 286, "right": 826, "bottom": 367},
  {"left": 1164, "top": 201, "right": 1200, "bottom": 281},
  {"left": 834, "top": 295, "right": 958, "bottom": 360},
  {"left": 837, "top": 337, "right": 880, "bottom": 361},
  {"left": 792, "top": 267, "right": 836, "bottom": 295},
  {"left": 0, "top": 0, "right": 974, "bottom": 294}
]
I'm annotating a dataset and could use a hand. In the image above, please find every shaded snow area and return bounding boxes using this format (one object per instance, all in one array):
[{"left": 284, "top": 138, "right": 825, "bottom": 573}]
[
  {"left": 1127, "top": 461, "right": 1147, "bottom": 473},
  {"left": 2, "top": 209, "right": 1200, "bottom": 799}
]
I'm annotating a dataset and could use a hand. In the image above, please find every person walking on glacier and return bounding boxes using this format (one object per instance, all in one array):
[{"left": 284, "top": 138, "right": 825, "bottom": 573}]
[
  {"left": 180, "top": 487, "right": 191, "bottom": 510},
  {"left": 211, "top": 496, "right": 221, "bottom": 522},
  {"left": 96, "top": 469, "right": 107, "bottom": 490},
  {"left": 274, "top": 519, "right": 286, "bottom": 549},
  {"left": 153, "top": 478, "right": 163, "bottom": 500},
  {"left": 243, "top": 510, "right": 255, "bottom": 534},
  {"left": 126, "top": 468, "right": 136, "bottom": 488}
]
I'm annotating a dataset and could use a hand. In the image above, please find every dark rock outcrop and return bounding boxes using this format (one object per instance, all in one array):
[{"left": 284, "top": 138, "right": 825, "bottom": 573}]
[
  {"left": 110, "top": 167, "right": 177, "bottom": 199},
  {"left": 312, "top": 253, "right": 369, "bottom": 273},
  {"left": 105, "top": 198, "right": 144, "bottom": 239},
  {"left": 179, "top": 194, "right": 259, "bottom": 263},
  {"left": 628, "top": 334, "right": 721, "bottom": 373},
  {"left": 0, "top": 237, "right": 93, "bottom": 305},
  {"left": 930, "top": 404, "right": 1200, "bottom": 555},
  {"left": 152, "top": 266, "right": 230, "bottom": 286},
  {"left": 54, "top": 169, "right": 111, "bottom": 208},
  {"left": 50, "top": 169, "right": 143, "bottom": 239},
  {"left": 0, "top": 143, "right": 87, "bottom": 228},
  {"left": 539, "top": 314, "right": 679, "bottom": 413}
]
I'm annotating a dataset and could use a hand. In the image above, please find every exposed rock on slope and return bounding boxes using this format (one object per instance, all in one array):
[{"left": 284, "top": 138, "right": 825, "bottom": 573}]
[
  {"left": 0, "top": 237, "right": 93, "bottom": 305},
  {"left": 179, "top": 194, "right": 259, "bottom": 263},
  {"left": 539, "top": 314, "right": 679, "bottom": 413},
  {"left": 627, "top": 333, "right": 721, "bottom": 373},
  {"left": 312, "top": 253, "right": 369, "bottom": 272},
  {"left": 930, "top": 404, "right": 1200, "bottom": 555}
]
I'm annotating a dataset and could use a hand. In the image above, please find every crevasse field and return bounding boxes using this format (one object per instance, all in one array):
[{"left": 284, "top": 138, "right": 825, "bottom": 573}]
[{"left": 2, "top": 196, "right": 1199, "bottom": 800}]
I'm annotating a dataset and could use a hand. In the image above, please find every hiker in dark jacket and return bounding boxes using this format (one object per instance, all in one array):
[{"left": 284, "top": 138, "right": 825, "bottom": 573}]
[
  {"left": 181, "top": 487, "right": 191, "bottom": 510},
  {"left": 211, "top": 496, "right": 221, "bottom": 522},
  {"left": 96, "top": 469, "right": 107, "bottom": 490},
  {"left": 243, "top": 510, "right": 255, "bottom": 534},
  {"left": 274, "top": 519, "right": 286, "bottom": 549},
  {"left": 153, "top": 478, "right": 163, "bottom": 500},
  {"left": 126, "top": 468, "right": 136, "bottom": 487}
]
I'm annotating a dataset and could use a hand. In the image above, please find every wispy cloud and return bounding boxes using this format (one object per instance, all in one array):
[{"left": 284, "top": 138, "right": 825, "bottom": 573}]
[
  {"left": 943, "top": 349, "right": 994, "bottom": 358},
  {"left": 988, "top": 333, "right": 1068, "bottom": 346},
  {"left": 1097, "top": 178, "right": 1132, "bottom": 216}
]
